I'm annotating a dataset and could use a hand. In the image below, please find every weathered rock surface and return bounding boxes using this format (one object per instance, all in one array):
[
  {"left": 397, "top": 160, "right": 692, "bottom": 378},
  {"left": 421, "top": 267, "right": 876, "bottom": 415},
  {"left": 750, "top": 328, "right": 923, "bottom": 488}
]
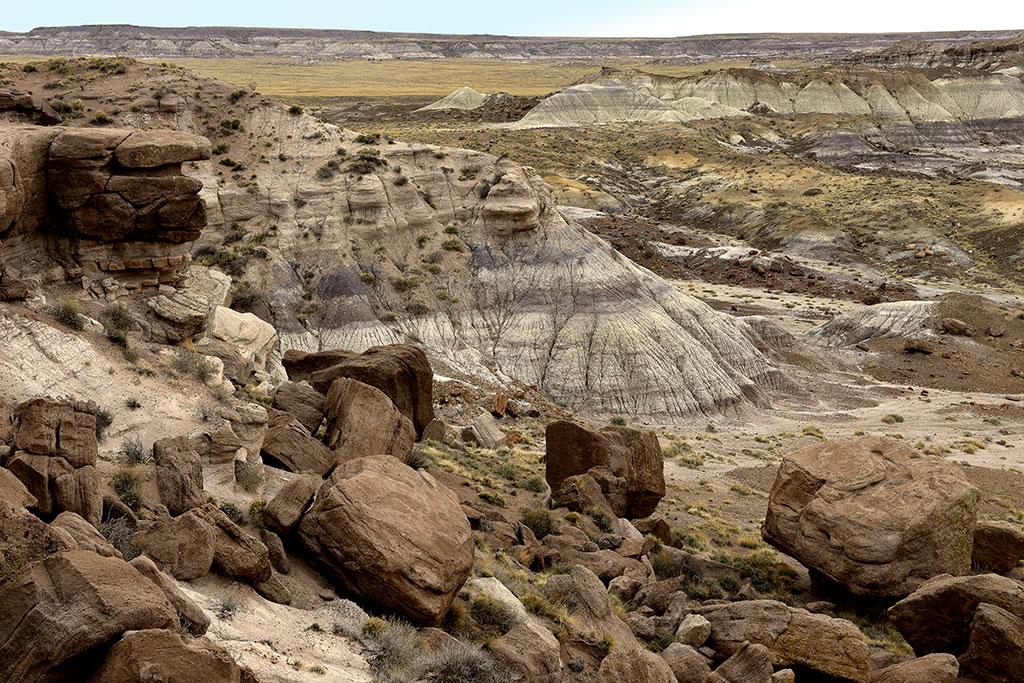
[
  {"left": 271, "top": 381, "right": 325, "bottom": 434},
  {"left": 546, "top": 420, "right": 665, "bottom": 518},
  {"left": 707, "top": 642, "right": 774, "bottom": 683},
  {"left": 207, "top": 306, "right": 280, "bottom": 379},
  {"left": 972, "top": 520, "right": 1024, "bottom": 572},
  {"left": 89, "top": 629, "right": 245, "bottom": 683},
  {"left": 132, "top": 511, "right": 216, "bottom": 580},
  {"left": 696, "top": 599, "right": 870, "bottom": 682},
  {"left": 871, "top": 653, "right": 959, "bottom": 683},
  {"left": 128, "top": 556, "right": 210, "bottom": 636},
  {"left": 597, "top": 645, "right": 678, "bottom": 683},
  {"left": 298, "top": 454, "right": 473, "bottom": 624},
  {"left": 661, "top": 642, "right": 712, "bottom": 683},
  {"left": 322, "top": 377, "right": 416, "bottom": 464},
  {"left": 153, "top": 436, "right": 204, "bottom": 515},
  {"left": 460, "top": 411, "right": 507, "bottom": 449},
  {"left": 887, "top": 573, "right": 1024, "bottom": 656},
  {"left": 261, "top": 415, "right": 335, "bottom": 476},
  {"left": 191, "top": 503, "right": 271, "bottom": 584},
  {"left": 286, "top": 344, "right": 435, "bottom": 437},
  {"left": 264, "top": 475, "right": 317, "bottom": 534},
  {"left": 0, "top": 550, "right": 177, "bottom": 683},
  {"left": 50, "top": 511, "right": 119, "bottom": 558},
  {"left": 958, "top": 602, "right": 1024, "bottom": 683},
  {"left": 489, "top": 618, "right": 563, "bottom": 681},
  {"left": 762, "top": 437, "right": 979, "bottom": 597},
  {"left": 13, "top": 398, "right": 97, "bottom": 466}
]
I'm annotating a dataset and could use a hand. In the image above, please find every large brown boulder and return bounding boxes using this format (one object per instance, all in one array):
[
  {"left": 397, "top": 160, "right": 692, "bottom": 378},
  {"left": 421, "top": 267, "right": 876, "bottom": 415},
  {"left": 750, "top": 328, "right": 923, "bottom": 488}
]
[
  {"left": 284, "top": 344, "right": 434, "bottom": 437},
  {"left": 695, "top": 599, "right": 870, "bottom": 682},
  {"left": 958, "top": 602, "right": 1024, "bottom": 683},
  {"left": 271, "top": 381, "right": 325, "bottom": 434},
  {"left": 871, "top": 654, "right": 959, "bottom": 683},
  {"left": 707, "top": 642, "right": 773, "bottom": 683},
  {"left": 264, "top": 476, "right": 317, "bottom": 534},
  {"left": 50, "top": 511, "right": 120, "bottom": 558},
  {"left": 489, "top": 618, "right": 563, "bottom": 682},
  {"left": 0, "top": 465, "right": 36, "bottom": 509},
  {"left": 0, "top": 550, "right": 177, "bottom": 683},
  {"left": 128, "top": 556, "right": 210, "bottom": 636},
  {"left": 597, "top": 645, "right": 677, "bottom": 683},
  {"left": 762, "top": 437, "right": 979, "bottom": 597},
  {"left": 298, "top": 454, "right": 472, "bottom": 624},
  {"left": 153, "top": 437, "right": 204, "bottom": 515},
  {"left": 972, "top": 521, "right": 1024, "bottom": 573},
  {"left": 545, "top": 420, "right": 665, "bottom": 518},
  {"left": 0, "top": 502, "right": 73, "bottom": 587},
  {"left": 191, "top": 503, "right": 271, "bottom": 584},
  {"left": 13, "top": 398, "right": 97, "bottom": 467},
  {"left": 89, "top": 629, "right": 245, "bottom": 683},
  {"left": 322, "top": 377, "right": 416, "bottom": 465},
  {"left": 887, "top": 573, "right": 1024, "bottom": 656},
  {"left": 260, "top": 416, "right": 336, "bottom": 476},
  {"left": 132, "top": 511, "right": 216, "bottom": 581},
  {"left": 7, "top": 451, "right": 73, "bottom": 516},
  {"left": 53, "top": 465, "right": 102, "bottom": 525}
]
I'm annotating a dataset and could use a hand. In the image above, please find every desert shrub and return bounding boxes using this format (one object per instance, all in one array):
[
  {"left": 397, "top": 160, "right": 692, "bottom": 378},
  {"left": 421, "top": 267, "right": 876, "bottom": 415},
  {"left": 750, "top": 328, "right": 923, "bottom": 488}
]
[
  {"left": 91, "top": 110, "right": 112, "bottom": 125},
  {"left": 248, "top": 498, "right": 268, "bottom": 528},
  {"left": 584, "top": 506, "right": 614, "bottom": 533},
  {"left": 171, "top": 348, "right": 212, "bottom": 378},
  {"left": 441, "top": 239, "right": 465, "bottom": 253},
  {"left": 710, "top": 549, "right": 799, "bottom": 594},
  {"left": 22, "top": 63, "right": 37, "bottom": 72},
  {"left": 229, "top": 88, "right": 246, "bottom": 103},
  {"left": 346, "top": 149, "right": 387, "bottom": 175},
  {"left": 517, "top": 476, "right": 543, "bottom": 493},
  {"left": 881, "top": 414, "right": 905, "bottom": 424},
  {"left": 111, "top": 468, "right": 143, "bottom": 511},
  {"left": 98, "top": 306, "right": 133, "bottom": 345},
  {"left": 650, "top": 550, "right": 685, "bottom": 580},
  {"left": 362, "top": 617, "right": 388, "bottom": 636},
  {"left": 125, "top": 397, "right": 141, "bottom": 410},
  {"left": 521, "top": 508, "right": 553, "bottom": 540},
  {"left": 479, "top": 491, "right": 505, "bottom": 507},
  {"left": 230, "top": 282, "right": 264, "bottom": 312},
  {"left": 218, "top": 501, "right": 245, "bottom": 524},
  {"left": 95, "top": 408, "right": 114, "bottom": 441},
  {"left": 355, "top": 132, "right": 380, "bottom": 144},
  {"left": 609, "top": 415, "right": 626, "bottom": 425},
  {"left": 215, "top": 595, "right": 242, "bottom": 620},
  {"left": 287, "top": 104, "right": 303, "bottom": 115},
  {"left": 391, "top": 276, "right": 422, "bottom": 293},
  {"left": 393, "top": 174, "right": 408, "bottom": 186},
  {"left": 121, "top": 436, "right": 148, "bottom": 464},
  {"left": 803, "top": 188, "right": 823, "bottom": 196},
  {"left": 363, "top": 618, "right": 422, "bottom": 677},
  {"left": 405, "top": 447, "right": 431, "bottom": 470},
  {"left": 98, "top": 517, "right": 137, "bottom": 560},
  {"left": 212, "top": 141, "right": 230, "bottom": 154},
  {"left": 359, "top": 271, "right": 376, "bottom": 285},
  {"left": 469, "top": 595, "right": 520, "bottom": 635},
  {"left": 420, "top": 643, "right": 514, "bottom": 683},
  {"left": 459, "top": 165, "right": 482, "bottom": 180},
  {"left": 49, "top": 300, "right": 85, "bottom": 330},
  {"left": 316, "top": 164, "right": 336, "bottom": 179}
]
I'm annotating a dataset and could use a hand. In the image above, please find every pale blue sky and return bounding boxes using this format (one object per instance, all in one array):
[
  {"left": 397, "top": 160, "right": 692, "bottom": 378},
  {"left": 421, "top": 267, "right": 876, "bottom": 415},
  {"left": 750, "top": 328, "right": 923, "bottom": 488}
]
[{"left": 2, "top": 0, "right": 1021, "bottom": 37}]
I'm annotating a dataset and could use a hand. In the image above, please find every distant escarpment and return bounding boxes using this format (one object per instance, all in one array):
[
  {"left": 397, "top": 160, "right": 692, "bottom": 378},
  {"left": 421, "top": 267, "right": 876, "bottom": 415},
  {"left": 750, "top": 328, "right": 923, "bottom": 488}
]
[
  {"left": 0, "top": 25, "right": 1019, "bottom": 61},
  {"left": 0, "top": 113, "right": 210, "bottom": 301}
]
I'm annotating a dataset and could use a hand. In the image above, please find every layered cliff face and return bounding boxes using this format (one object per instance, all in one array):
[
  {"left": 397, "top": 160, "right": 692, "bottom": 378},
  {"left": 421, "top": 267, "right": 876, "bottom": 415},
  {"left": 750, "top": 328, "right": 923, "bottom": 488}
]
[
  {"left": 0, "top": 121, "right": 210, "bottom": 300},
  {"left": 839, "top": 36, "right": 1024, "bottom": 73},
  {"left": 575, "top": 67, "right": 1024, "bottom": 129},
  {"left": 0, "top": 26, "right": 1017, "bottom": 61},
  {"left": 0, "top": 61, "right": 782, "bottom": 417}
]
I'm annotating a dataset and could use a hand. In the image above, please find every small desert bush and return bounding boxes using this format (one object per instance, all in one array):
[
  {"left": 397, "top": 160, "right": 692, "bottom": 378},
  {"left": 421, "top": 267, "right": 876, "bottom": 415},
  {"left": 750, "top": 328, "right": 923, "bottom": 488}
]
[
  {"left": 881, "top": 414, "right": 905, "bottom": 424},
  {"left": 521, "top": 508, "right": 553, "bottom": 540},
  {"left": 219, "top": 501, "right": 245, "bottom": 525},
  {"left": 287, "top": 104, "right": 303, "bottom": 115},
  {"left": 248, "top": 498, "right": 268, "bottom": 528},
  {"left": 121, "top": 436, "right": 148, "bottom": 464},
  {"left": 98, "top": 517, "right": 137, "bottom": 560},
  {"left": 98, "top": 305, "right": 133, "bottom": 345},
  {"left": 215, "top": 594, "right": 242, "bottom": 620},
  {"left": 95, "top": 408, "right": 114, "bottom": 441},
  {"left": 49, "top": 300, "right": 85, "bottom": 330},
  {"left": 405, "top": 447, "right": 431, "bottom": 470},
  {"left": 609, "top": 415, "right": 626, "bottom": 426},
  {"left": 420, "top": 643, "right": 515, "bottom": 683},
  {"left": 111, "top": 468, "right": 143, "bottom": 511},
  {"left": 584, "top": 506, "right": 614, "bottom": 533},
  {"left": 468, "top": 595, "right": 520, "bottom": 635}
]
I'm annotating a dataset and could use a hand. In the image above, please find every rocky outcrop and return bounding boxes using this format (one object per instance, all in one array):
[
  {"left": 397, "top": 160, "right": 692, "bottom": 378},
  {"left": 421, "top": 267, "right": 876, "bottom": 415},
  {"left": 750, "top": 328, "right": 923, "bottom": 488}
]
[
  {"left": 762, "top": 437, "right": 979, "bottom": 597},
  {"left": 871, "top": 654, "right": 959, "bottom": 683},
  {"left": 0, "top": 124, "right": 210, "bottom": 300},
  {"left": 322, "top": 377, "right": 416, "bottom": 464},
  {"left": 285, "top": 344, "right": 435, "bottom": 437},
  {"left": 298, "top": 454, "right": 473, "bottom": 624},
  {"left": 191, "top": 503, "right": 271, "bottom": 584},
  {"left": 264, "top": 476, "right": 317, "bottom": 535},
  {"left": 7, "top": 398, "right": 102, "bottom": 523},
  {"left": 132, "top": 511, "right": 216, "bottom": 580},
  {"left": 0, "top": 550, "right": 178, "bottom": 683},
  {"left": 546, "top": 420, "right": 665, "bottom": 518},
  {"left": 260, "top": 415, "right": 336, "bottom": 476},
  {"left": 89, "top": 629, "right": 246, "bottom": 682},
  {"left": 958, "top": 602, "right": 1024, "bottom": 683},
  {"left": 271, "top": 381, "right": 325, "bottom": 434},
  {"left": 971, "top": 521, "right": 1024, "bottom": 572},
  {"left": 887, "top": 573, "right": 1024, "bottom": 656},
  {"left": 696, "top": 599, "right": 870, "bottom": 682},
  {"left": 153, "top": 436, "right": 204, "bottom": 515}
]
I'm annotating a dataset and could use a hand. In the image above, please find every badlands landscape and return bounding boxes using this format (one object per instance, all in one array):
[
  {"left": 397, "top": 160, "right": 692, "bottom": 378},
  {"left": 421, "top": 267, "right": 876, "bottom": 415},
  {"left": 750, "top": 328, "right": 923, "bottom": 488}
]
[{"left": 1, "top": 21, "right": 1024, "bottom": 683}]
